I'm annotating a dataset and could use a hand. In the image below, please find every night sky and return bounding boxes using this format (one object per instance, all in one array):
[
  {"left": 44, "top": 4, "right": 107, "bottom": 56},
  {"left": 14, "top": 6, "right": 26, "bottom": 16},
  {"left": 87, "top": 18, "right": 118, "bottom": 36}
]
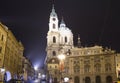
[{"left": 0, "top": 0, "right": 120, "bottom": 68}]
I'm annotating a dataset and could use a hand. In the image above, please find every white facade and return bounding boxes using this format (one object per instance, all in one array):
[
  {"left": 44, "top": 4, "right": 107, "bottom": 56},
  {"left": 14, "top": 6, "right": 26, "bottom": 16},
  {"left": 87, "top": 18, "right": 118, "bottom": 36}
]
[
  {"left": 46, "top": 5, "right": 118, "bottom": 83},
  {"left": 46, "top": 5, "right": 73, "bottom": 59}
]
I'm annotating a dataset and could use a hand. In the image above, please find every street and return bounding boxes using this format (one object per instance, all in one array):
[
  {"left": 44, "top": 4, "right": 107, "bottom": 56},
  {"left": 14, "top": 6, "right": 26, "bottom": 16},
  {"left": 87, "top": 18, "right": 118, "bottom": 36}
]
[{"left": 33, "top": 78, "right": 47, "bottom": 83}]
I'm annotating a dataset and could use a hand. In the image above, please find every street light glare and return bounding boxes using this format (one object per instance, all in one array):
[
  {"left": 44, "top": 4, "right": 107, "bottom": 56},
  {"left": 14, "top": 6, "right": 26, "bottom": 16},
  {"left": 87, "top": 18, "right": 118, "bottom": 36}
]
[
  {"left": 57, "top": 54, "right": 66, "bottom": 60},
  {"left": 34, "top": 66, "right": 38, "bottom": 70}
]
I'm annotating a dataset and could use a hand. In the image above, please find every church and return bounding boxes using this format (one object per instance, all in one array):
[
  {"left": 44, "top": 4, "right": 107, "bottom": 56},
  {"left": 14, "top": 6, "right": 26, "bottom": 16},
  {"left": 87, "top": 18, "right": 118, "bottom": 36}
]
[{"left": 45, "top": 5, "right": 119, "bottom": 83}]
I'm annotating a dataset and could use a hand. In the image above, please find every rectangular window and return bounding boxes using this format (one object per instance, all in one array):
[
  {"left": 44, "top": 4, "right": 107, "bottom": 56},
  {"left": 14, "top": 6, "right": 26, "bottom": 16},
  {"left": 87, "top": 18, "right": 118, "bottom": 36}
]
[{"left": 1, "top": 35, "right": 4, "bottom": 41}]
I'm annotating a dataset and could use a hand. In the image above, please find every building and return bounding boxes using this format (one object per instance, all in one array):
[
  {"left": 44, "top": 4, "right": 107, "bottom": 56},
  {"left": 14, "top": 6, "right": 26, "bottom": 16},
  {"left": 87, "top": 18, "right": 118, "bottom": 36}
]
[
  {"left": 45, "top": 5, "right": 118, "bottom": 83},
  {"left": 23, "top": 57, "right": 35, "bottom": 81},
  {"left": 67, "top": 46, "right": 117, "bottom": 83},
  {"left": 116, "top": 54, "right": 120, "bottom": 80},
  {"left": 0, "top": 22, "right": 24, "bottom": 82},
  {"left": 0, "top": 22, "right": 8, "bottom": 82}
]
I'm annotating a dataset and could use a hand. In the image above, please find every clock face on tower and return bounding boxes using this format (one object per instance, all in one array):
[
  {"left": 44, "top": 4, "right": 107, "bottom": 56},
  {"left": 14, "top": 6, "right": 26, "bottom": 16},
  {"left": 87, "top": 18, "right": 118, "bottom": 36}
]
[{"left": 53, "top": 18, "right": 56, "bottom": 21}]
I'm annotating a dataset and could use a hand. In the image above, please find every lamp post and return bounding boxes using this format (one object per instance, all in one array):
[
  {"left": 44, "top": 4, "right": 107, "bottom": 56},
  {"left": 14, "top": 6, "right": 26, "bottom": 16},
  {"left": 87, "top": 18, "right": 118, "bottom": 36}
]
[
  {"left": 0, "top": 68, "right": 5, "bottom": 83},
  {"left": 34, "top": 66, "right": 38, "bottom": 80},
  {"left": 57, "top": 54, "right": 65, "bottom": 83}
]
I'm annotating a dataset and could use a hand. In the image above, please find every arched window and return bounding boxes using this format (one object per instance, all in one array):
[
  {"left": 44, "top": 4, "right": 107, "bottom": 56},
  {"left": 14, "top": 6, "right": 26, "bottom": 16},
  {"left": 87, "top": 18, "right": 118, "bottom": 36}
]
[
  {"left": 96, "top": 76, "right": 101, "bottom": 83},
  {"left": 53, "top": 36, "right": 56, "bottom": 43},
  {"left": 53, "top": 77, "right": 58, "bottom": 83},
  {"left": 74, "top": 76, "right": 80, "bottom": 83},
  {"left": 65, "top": 36, "right": 67, "bottom": 43},
  {"left": 106, "top": 76, "right": 112, "bottom": 83},
  {"left": 53, "top": 51, "right": 56, "bottom": 56},
  {"left": 85, "top": 77, "right": 91, "bottom": 83},
  {"left": 53, "top": 24, "right": 56, "bottom": 29}
]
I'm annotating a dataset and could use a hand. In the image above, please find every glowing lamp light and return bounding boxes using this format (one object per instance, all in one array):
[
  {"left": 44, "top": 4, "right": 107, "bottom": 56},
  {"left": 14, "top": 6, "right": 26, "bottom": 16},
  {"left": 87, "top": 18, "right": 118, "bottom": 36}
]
[
  {"left": 57, "top": 54, "right": 65, "bottom": 61},
  {"left": 41, "top": 74, "right": 46, "bottom": 79},
  {"left": 42, "top": 74, "right": 46, "bottom": 78},
  {"left": 64, "top": 77, "right": 69, "bottom": 82},
  {"left": 0, "top": 68, "right": 5, "bottom": 73},
  {"left": 38, "top": 73, "right": 41, "bottom": 78},
  {"left": 34, "top": 66, "right": 38, "bottom": 70}
]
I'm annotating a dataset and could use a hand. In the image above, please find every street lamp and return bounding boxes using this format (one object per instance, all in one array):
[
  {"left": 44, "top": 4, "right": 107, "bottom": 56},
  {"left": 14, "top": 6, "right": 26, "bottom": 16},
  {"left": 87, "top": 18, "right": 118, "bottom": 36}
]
[
  {"left": 34, "top": 66, "right": 38, "bottom": 71},
  {"left": 34, "top": 66, "right": 38, "bottom": 80},
  {"left": 0, "top": 68, "right": 5, "bottom": 73},
  {"left": 57, "top": 54, "right": 66, "bottom": 83},
  {"left": 0, "top": 68, "right": 5, "bottom": 82},
  {"left": 57, "top": 54, "right": 66, "bottom": 61}
]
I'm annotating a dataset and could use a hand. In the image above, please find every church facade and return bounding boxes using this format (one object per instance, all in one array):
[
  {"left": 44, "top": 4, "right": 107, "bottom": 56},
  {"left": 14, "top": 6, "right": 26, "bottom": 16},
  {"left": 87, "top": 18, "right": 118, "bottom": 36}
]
[{"left": 45, "top": 5, "right": 118, "bottom": 83}]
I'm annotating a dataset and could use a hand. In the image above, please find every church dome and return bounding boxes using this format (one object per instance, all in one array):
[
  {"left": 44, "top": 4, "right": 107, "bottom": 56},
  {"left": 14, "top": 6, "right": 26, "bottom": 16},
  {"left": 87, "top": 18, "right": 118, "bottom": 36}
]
[
  {"left": 59, "top": 18, "right": 72, "bottom": 35},
  {"left": 59, "top": 27, "right": 72, "bottom": 35}
]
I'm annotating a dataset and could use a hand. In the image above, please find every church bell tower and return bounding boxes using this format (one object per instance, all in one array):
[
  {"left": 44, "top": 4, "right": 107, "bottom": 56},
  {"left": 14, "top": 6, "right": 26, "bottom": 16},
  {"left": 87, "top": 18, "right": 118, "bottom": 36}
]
[
  {"left": 49, "top": 5, "right": 59, "bottom": 32},
  {"left": 46, "top": 5, "right": 60, "bottom": 59},
  {"left": 45, "top": 4, "right": 74, "bottom": 83}
]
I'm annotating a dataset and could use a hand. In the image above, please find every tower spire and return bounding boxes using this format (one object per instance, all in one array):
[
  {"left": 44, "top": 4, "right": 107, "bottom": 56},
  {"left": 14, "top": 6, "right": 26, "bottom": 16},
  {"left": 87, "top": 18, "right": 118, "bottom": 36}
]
[
  {"left": 52, "top": 4, "right": 55, "bottom": 12},
  {"left": 61, "top": 17, "right": 65, "bottom": 24},
  {"left": 77, "top": 34, "right": 81, "bottom": 48},
  {"left": 60, "top": 17, "right": 66, "bottom": 27},
  {"left": 49, "top": 4, "right": 58, "bottom": 32},
  {"left": 50, "top": 4, "right": 57, "bottom": 17}
]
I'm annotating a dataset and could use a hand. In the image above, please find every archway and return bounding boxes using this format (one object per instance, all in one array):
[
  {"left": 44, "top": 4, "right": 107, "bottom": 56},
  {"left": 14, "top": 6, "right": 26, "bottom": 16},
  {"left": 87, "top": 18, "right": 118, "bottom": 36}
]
[
  {"left": 106, "top": 76, "right": 112, "bottom": 83},
  {"left": 74, "top": 76, "right": 80, "bottom": 83},
  {"left": 85, "top": 77, "right": 91, "bottom": 83},
  {"left": 96, "top": 76, "right": 101, "bottom": 83}
]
